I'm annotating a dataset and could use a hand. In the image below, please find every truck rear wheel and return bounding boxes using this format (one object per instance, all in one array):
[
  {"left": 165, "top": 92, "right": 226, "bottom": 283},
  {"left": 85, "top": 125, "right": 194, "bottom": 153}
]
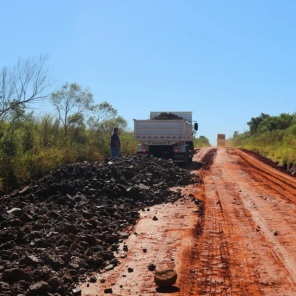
[{"left": 184, "top": 146, "right": 189, "bottom": 165}]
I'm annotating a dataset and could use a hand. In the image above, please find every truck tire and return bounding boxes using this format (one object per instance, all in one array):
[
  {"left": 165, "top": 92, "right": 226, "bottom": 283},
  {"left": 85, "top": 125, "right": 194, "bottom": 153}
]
[
  {"left": 184, "top": 146, "right": 189, "bottom": 165},
  {"left": 187, "top": 141, "right": 194, "bottom": 163}
]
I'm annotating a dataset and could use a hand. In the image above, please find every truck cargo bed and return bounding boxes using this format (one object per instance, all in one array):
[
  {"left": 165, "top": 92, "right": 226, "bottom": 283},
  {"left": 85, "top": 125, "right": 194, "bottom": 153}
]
[{"left": 134, "top": 119, "right": 193, "bottom": 144}]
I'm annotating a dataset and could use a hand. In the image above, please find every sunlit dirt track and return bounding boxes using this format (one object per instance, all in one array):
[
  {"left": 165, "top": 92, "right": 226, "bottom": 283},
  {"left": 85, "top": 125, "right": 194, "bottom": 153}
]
[{"left": 80, "top": 147, "right": 296, "bottom": 296}]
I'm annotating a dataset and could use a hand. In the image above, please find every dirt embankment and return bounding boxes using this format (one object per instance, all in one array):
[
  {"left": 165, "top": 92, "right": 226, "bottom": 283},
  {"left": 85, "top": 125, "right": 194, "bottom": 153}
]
[{"left": 240, "top": 148, "right": 296, "bottom": 176}]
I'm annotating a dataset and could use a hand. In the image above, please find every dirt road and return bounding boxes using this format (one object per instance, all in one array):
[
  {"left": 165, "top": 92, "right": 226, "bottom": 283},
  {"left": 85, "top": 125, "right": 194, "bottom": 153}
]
[{"left": 80, "top": 147, "right": 296, "bottom": 295}]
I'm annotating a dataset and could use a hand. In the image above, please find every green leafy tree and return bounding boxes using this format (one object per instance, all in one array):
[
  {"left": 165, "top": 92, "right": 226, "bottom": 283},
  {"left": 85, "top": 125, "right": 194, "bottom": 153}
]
[
  {"left": 94, "top": 101, "right": 117, "bottom": 122},
  {"left": 87, "top": 113, "right": 127, "bottom": 156},
  {"left": 258, "top": 113, "right": 294, "bottom": 133},
  {"left": 37, "top": 114, "right": 61, "bottom": 147},
  {"left": 97, "top": 116, "right": 127, "bottom": 132},
  {"left": 193, "top": 135, "right": 211, "bottom": 147},
  {"left": 51, "top": 82, "right": 93, "bottom": 136},
  {"left": 233, "top": 131, "right": 240, "bottom": 137},
  {"left": 87, "top": 101, "right": 118, "bottom": 130},
  {"left": 247, "top": 113, "right": 270, "bottom": 134}
]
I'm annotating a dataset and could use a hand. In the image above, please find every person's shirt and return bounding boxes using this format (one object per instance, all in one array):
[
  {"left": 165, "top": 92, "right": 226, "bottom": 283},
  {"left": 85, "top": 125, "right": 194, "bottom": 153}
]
[{"left": 110, "top": 132, "right": 120, "bottom": 148}]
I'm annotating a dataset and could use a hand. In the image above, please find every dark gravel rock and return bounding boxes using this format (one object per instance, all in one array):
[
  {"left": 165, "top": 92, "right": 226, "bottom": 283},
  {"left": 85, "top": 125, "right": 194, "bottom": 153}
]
[
  {"left": 2, "top": 268, "right": 31, "bottom": 283},
  {"left": 0, "top": 155, "right": 199, "bottom": 295},
  {"left": 28, "top": 280, "right": 50, "bottom": 295},
  {"left": 148, "top": 263, "right": 156, "bottom": 271},
  {"left": 152, "top": 112, "right": 183, "bottom": 120}
]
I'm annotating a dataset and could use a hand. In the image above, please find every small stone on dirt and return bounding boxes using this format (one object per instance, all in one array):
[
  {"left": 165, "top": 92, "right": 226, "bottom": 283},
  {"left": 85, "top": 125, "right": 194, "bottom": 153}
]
[
  {"left": 148, "top": 263, "right": 156, "bottom": 271},
  {"left": 104, "top": 287, "right": 113, "bottom": 294},
  {"left": 72, "top": 288, "right": 82, "bottom": 295},
  {"left": 105, "top": 264, "right": 114, "bottom": 271},
  {"left": 89, "top": 275, "right": 97, "bottom": 283}
]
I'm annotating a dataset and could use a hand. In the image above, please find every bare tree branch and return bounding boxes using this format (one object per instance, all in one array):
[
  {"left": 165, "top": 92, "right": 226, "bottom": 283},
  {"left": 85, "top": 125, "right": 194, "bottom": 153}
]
[{"left": 0, "top": 55, "right": 51, "bottom": 119}]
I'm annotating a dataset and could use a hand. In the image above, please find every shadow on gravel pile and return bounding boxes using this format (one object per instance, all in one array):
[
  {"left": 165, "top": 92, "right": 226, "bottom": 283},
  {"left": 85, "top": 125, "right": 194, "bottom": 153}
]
[{"left": 0, "top": 155, "right": 199, "bottom": 296}]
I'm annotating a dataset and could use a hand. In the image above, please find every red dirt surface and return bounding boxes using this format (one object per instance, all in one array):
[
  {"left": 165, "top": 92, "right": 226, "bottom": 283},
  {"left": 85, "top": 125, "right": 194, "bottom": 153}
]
[{"left": 79, "top": 147, "right": 296, "bottom": 295}]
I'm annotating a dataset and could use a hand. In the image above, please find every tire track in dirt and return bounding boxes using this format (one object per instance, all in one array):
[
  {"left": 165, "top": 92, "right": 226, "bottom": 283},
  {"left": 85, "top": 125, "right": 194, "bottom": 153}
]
[
  {"left": 237, "top": 149, "right": 296, "bottom": 193},
  {"left": 178, "top": 148, "right": 235, "bottom": 295},
  {"left": 239, "top": 189, "right": 296, "bottom": 285},
  {"left": 186, "top": 147, "right": 296, "bottom": 295},
  {"left": 229, "top": 149, "right": 296, "bottom": 289},
  {"left": 192, "top": 148, "right": 262, "bottom": 295},
  {"left": 208, "top": 148, "right": 296, "bottom": 295}
]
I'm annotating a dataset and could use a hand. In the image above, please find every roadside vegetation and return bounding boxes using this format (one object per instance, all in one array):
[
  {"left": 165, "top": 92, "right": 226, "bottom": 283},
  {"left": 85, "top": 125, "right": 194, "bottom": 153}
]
[
  {"left": 0, "top": 57, "right": 137, "bottom": 194},
  {"left": 0, "top": 56, "right": 208, "bottom": 195},
  {"left": 228, "top": 112, "right": 296, "bottom": 170},
  {"left": 193, "top": 135, "right": 211, "bottom": 147},
  {"left": 0, "top": 114, "right": 138, "bottom": 193}
]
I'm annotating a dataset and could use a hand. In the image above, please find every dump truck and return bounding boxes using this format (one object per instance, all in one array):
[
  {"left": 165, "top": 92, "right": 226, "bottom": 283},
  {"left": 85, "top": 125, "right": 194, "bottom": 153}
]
[
  {"left": 217, "top": 134, "right": 226, "bottom": 147},
  {"left": 134, "top": 112, "right": 198, "bottom": 164}
]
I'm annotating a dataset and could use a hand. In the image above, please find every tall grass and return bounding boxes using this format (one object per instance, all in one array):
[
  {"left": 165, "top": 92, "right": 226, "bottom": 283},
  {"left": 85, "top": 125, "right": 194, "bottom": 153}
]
[
  {"left": 0, "top": 114, "right": 208, "bottom": 194},
  {"left": 193, "top": 135, "right": 211, "bottom": 147},
  {"left": 229, "top": 125, "right": 296, "bottom": 168},
  {"left": 0, "top": 116, "right": 138, "bottom": 194}
]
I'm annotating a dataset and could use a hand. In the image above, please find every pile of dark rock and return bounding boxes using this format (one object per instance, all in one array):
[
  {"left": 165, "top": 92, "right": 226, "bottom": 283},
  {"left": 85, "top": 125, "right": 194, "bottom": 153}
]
[
  {"left": 0, "top": 155, "right": 199, "bottom": 295},
  {"left": 152, "top": 112, "right": 183, "bottom": 120}
]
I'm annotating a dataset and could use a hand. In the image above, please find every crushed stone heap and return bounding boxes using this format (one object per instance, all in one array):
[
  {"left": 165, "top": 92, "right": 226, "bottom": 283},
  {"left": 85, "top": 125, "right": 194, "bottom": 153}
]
[
  {"left": 152, "top": 112, "right": 183, "bottom": 120},
  {"left": 0, "top": 155, "right": 199, "bottom": 296}
]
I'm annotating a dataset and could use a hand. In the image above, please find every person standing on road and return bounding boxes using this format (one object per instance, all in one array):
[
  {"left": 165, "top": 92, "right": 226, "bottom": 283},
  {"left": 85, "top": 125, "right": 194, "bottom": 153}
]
[{"left": 110, "top": 127, "right": 121, "bottom": 157}]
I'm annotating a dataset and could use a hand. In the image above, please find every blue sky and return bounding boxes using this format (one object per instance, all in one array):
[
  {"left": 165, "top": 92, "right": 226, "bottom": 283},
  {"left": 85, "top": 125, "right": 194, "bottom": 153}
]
[{"left": 1, "top": 0, "right": 296, "bottom": 145}]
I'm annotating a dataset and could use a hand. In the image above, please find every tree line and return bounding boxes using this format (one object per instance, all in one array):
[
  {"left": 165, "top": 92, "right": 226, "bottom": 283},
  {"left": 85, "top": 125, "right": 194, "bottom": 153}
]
[
  {"left": 0, "top": 56, "right": 210, "bottom": 194},
  {"left": 230, "top": 112, "right": 296, "bottom": 170},
  {"left": 0, "top": 56, "right": 136, "bottom": 194}
]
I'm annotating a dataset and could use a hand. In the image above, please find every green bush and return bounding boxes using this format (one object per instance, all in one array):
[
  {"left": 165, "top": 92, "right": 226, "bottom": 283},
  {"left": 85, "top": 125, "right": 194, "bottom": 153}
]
[
  {"left": 0, "top": 116, "right": 139, "bottom": 194},
  {"left": 120, "top": 132, "right": 138, "bottom": 157},
  {"left": 193, "top": 136, "right": 211, "bottom": 147},
  {"left": 230, "top": 113, "right": 296, "bottom": 168}
]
